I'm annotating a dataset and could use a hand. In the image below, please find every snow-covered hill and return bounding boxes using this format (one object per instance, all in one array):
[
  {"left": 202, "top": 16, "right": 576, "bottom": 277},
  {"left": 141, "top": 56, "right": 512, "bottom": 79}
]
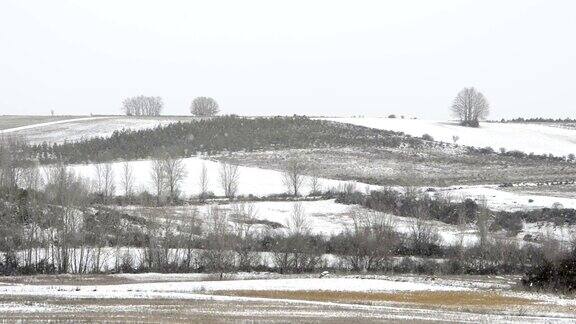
[
  {"left": 322, "top": 117, "right": 576, "bottom": 157},
  {"left": 0, "top": 116, "right": 197, "bottom": 144}
]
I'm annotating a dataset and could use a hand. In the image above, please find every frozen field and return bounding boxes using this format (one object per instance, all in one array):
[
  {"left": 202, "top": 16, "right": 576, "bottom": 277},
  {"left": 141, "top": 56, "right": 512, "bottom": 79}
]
[
  {"left": 1, "top": 116, "right": 197, "bottom": 144},
  {"left": 322, "top": 117, "right": 576, "bottom": 157},
  {"left": 0, "top": 273, "right": 574, "bottom": 322}
]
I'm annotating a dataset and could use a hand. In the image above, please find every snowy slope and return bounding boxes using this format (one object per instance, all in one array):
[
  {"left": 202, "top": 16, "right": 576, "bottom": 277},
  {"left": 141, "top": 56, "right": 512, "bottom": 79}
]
[
  {"left": 438, "top": 185, "right": 576, "bottom": 211},
  {"left": 68, "top": 157, "right": 380, "bottom": 198},
  {"left": 0, "top": 117, "right": 110, "bottom": 134},
  {"left": 322, "top": 117, "right": 576, "bottom": 156},
  {"left": 3, "top": 116, "right": 197, "bottom": 144}
]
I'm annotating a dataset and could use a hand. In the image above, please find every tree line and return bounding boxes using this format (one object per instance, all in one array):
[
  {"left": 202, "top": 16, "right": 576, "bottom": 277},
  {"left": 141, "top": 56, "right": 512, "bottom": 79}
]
[
  {"left": 500, "top": 117, "right": 576, "bottom": 123},
  {"left": 120, "top": 95, "right": 220, "bottom": 117}
]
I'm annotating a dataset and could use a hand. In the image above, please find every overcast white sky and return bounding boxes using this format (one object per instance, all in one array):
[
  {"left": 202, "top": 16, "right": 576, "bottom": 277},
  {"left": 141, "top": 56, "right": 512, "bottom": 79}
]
[{"left": 1, "top": 0, "right": 575, "bottom": 119}]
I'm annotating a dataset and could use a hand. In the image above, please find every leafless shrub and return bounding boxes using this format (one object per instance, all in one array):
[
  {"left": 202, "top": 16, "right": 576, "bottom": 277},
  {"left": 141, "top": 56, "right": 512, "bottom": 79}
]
[
  {"left": 201, "top": 206, "right": 235, "bottom": 278},
  {"left": 338, "top": 209, "right": 398, "bottom": 271},
  {"left": 408, "top": 204, "right": 442, "bottom": 256},
  {"left": 230, "top": 203, "right": 261, "bottom": 270},
  {"left": 271, "top": 203, "right": 323, "bottom": 273}
]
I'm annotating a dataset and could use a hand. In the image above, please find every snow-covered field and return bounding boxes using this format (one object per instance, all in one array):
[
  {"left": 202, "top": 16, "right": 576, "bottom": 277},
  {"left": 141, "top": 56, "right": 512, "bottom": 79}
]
[
  {"left": 148, "top": 199, "right": 355, "bottom": 236},
  {"left": 66, "top": 153, "right": 576, "bottom": 211},
  {"left": 435, "top": 185, "right": 576, "bottom": 211},
  {"left": 322, "top": 117, "right": 576, "bottom": 156},
  {"left": 156, "top": 200, "right": 479, "bottom": 246},
  {"left": 0, "top": 117, "right": 108, "bottom": 134},
  {"left": 68, "top": 157, "right": 380, "bottom": 198},
  {"left": 2, "top": 116, "right": 197, "bottom": 144},
  {"left": 65, "top": 154, "right": 576, "bottom": 245},
  {"left": 0, "top": 277, "right": 466, "bottom": 299},
  {"left": 1, "top": 273, "right": 575, "bottom": 322}
]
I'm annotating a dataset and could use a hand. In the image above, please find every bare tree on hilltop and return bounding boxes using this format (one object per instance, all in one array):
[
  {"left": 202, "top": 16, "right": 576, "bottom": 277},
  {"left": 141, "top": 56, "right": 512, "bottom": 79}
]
[
  {"left": 451, "top": 87, "right": 489, "bottom": 127},
  {"left": 122, "top": 96, "right": 163, "bottom": 116},
  {"left": 190, "top": 97, "right": 219, "bottom": 117}
]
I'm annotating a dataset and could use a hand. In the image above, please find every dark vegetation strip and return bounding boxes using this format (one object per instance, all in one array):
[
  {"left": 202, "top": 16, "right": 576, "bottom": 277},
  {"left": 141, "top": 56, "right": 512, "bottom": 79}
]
[
  {"left": 21, "top": 115, "right": 573, "bottom": 165},
  {"left": 335, "top": 188, "right": 576, "bottom": 231},
  {"left": 25, "top": 116, "right": 425, "bottom": 164}
]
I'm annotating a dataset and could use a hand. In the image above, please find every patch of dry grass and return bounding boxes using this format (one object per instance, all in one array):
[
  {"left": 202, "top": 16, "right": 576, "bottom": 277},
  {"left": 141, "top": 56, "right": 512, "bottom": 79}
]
[{"left": 213, "top": 290, "right": 534, "bottom": 308}]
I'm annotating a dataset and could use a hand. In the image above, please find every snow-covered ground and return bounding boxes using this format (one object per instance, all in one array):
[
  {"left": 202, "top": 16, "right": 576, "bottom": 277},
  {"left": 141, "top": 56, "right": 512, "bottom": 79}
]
[
  {"left": 322, "top": 117, "right": 576, "bottom": 156},
  {"left": 1, "top": 273, "right": 575, "bottom": 322},
  {"left": 0, "top": 277, "right": 466, "bottom": 300},
  {"left": 3, "top": 116, "right": 196, "bottom": 144},
  {"left": 66, "top": 153, "right": 576, "bottom": 210},
  {"left": 121, "top": 200, "right": 480, "bottom": 246},
  {"left": 0, "top": 117, "right": 110, "bottom": 134},
  {"left": 68, "top": 157, "right": 380, "bottom": 197},
  {"left": 435, "top": 185, "right": 576, "bottom": 211}
]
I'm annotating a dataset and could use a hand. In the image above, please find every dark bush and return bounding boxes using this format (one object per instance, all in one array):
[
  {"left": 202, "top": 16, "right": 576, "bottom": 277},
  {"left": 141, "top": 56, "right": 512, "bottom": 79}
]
[
  {"left": 490, "top": 213, "right": 523, "bottom": 233},
  {"left": 421, "top": 134, "right": 434, "bottom": 141},
  {"left": 522, "top": 254, "right": 576, "bottom": 292},
  {"left": 460, "top": 120, "right": 479, "bottom": 127}
]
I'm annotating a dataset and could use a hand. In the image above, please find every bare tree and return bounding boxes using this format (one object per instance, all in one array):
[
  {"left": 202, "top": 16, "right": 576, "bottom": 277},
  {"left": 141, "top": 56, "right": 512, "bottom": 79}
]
[
  {"left": 102, "top": 163, "right": 115, "bottom": 200},
  {"left": 282, "top": 158, "right": 306, "bottom": 197},
  {"left": 280, "top": 203, "right": 323, "bottom": 273},
  {"left": 219, "top": 163, "right": 239, "bottom": 198},
  {"left": 0, "top": 135, "right": 26, "bottom": 190},
  {"left": 451, "top": 87, "right": 489, "bottom": 127},
  {"left": 94, "top": 163, "right": 115, "bottom": 202},
  {"left": 286, "top": 202, "right": 310, "bottom": 236},
  {"left": 20, "top": 161, "right": 44, "bottom": 193},
  {"left": 44, "top": 164, "right": 91, "bottom": 272},
  {"left": 199, "top": 163, "right": 209, "bottom": 201},
  {"left": 181, "top": 208, "right": 202, "bottom": 269},
  {"left": 121, "top": 162, "right": 135, "bottom": 198},
  {"left": 150, "top": 159, "right": 165, "bottom": 205},
  {"left": 476, "top": 198, "right": 491, "bottom": 249},
  {"left": 190, "top": 97, "right": 220, "bottom": 116},
  {"left": 309, "top": 173, "right": 322, "bottom": 196},
  {"left": 162, "top": 156, "right": 187, "bottom": 204},
  {"left": 121, "top": 96, "right": 163, "bottom": 116}
]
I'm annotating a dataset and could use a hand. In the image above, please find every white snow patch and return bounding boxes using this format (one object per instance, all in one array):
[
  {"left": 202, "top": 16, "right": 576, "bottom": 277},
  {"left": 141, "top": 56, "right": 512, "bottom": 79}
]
[
  {"left": 68, "top": 157, "right": 380, "bottom": 198},
  {"left": 0, "top": 117, "right": 111, "bottom": 135},
  {"left": 322, "top": 117, "right": 576, "bottom": 156}
]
